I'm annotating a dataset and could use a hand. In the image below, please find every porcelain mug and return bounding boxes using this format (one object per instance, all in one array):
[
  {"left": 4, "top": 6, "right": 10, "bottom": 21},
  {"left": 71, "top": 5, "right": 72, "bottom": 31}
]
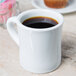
[{"left": 7, "top": 9, "right": 63, "bottom": 73}]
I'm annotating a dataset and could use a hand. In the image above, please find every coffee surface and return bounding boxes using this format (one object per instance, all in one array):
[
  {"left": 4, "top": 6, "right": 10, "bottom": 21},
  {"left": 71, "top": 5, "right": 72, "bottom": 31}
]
[{"left": 22, "top": 16, "right": 58, "bottom": 29}]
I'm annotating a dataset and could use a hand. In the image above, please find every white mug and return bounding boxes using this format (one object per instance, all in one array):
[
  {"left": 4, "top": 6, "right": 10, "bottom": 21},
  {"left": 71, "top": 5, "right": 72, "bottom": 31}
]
[{"left": 7, "top": 9, "right": 63, "bottom": 73}]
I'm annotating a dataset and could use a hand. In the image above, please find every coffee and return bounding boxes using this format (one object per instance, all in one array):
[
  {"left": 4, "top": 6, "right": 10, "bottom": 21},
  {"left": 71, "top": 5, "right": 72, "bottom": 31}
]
[{"left": 22, "top": 16, "right": 58, "bottom": 29}]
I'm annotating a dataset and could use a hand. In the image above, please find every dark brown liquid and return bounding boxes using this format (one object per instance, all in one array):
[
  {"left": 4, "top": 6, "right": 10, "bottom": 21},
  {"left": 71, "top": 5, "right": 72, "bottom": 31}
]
[{"left": 22, "top": 16, "right": 58, "bottom": 29}]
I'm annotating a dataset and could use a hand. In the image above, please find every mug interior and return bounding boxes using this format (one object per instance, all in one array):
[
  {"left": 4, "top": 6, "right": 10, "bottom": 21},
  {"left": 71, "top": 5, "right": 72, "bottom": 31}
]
[{"left": 17, "top": 9, "right": 63, "bottom": 31}]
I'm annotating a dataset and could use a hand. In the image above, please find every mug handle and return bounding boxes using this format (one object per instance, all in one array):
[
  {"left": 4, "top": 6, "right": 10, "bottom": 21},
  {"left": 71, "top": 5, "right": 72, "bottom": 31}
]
[{"left": 6, "top": 16, "right": 19, "bottom": 46}]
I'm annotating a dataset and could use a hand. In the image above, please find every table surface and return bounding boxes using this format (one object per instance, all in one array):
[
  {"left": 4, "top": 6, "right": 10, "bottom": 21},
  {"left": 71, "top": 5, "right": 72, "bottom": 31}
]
[{"left": 0, "top": 0, "right": 76, "bottom": 76}]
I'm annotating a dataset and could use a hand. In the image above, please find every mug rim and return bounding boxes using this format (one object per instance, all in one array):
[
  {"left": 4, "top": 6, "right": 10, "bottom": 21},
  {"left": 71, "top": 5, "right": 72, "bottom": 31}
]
[{"left": 17, "top": 9, "right": 64, "bottom": 31}]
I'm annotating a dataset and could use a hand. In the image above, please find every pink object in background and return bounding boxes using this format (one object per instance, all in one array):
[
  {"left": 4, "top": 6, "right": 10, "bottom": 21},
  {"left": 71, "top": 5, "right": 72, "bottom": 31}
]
[{"left": 0, "top": 0, "right": 16, "bottom": 26}]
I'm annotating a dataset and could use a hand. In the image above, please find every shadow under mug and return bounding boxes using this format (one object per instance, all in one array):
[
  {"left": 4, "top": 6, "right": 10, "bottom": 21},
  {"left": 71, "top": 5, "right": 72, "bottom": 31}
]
[{"left": 6, "top": 9, "right": 63, "bottom": 73}]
